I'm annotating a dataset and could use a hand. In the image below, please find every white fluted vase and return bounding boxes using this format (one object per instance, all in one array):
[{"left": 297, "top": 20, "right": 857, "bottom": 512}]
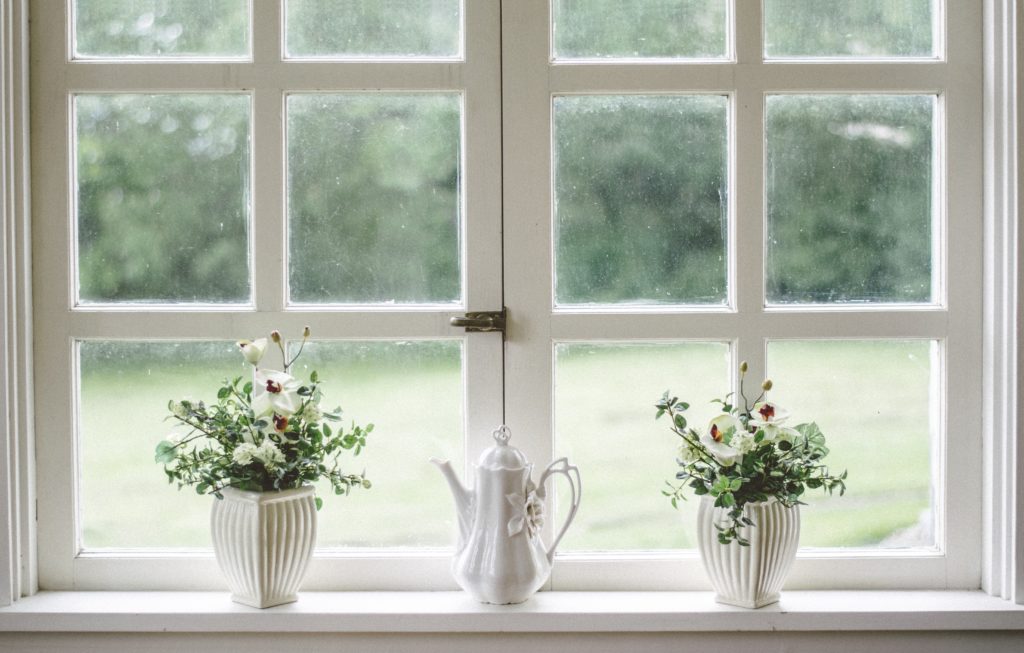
[
  {"left": 210, "top": 485, "right": 317, "bottom": 608},
  {"left": 697, "top": 497, "right": 800, "bottom": 609}
]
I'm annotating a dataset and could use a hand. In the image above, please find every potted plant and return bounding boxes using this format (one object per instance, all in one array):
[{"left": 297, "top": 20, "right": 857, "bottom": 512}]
[
  {"left": 655, "top": 361, "right": 846, "bottom": 608},
  {"left": 156, "top": 327, "right": 372, "bottom": 607}
]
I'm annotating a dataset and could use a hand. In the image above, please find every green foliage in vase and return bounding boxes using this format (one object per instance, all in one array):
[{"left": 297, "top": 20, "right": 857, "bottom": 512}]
[
  {"left": 156, "top": 328, "right": 372, "bottom": 509},
  {"left": 656, "top": 363, "right": 846, "bottom": 545}
]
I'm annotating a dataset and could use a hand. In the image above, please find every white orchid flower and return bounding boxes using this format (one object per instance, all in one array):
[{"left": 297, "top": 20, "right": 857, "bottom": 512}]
[
  {"left": 749, "top": 401, "right": 790, "bottom": 428},
  {"left": 708, "top": 413, "right": 744, "bottom": 444},
  {"left": 700, "top": 432, "right": 742, "bottom": 467},
  {"left": 252, "top": 369, "right": 302, "bottom": 417},
  {"left": 237, "top": 338, "right": 268, "bottom": 366}
]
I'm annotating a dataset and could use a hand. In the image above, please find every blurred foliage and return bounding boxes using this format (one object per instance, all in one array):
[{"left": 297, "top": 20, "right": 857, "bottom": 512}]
[
  {"left": 74, "top": 1, "right": 936, "bottom": 306},
  {"left": 76, "top": 94, "right": 250, "bottom": 303},
  {"left": 288, "top": 94, "right": 461, "bottom": 304},
  {"left": 74, "top": 0, "right": 249, "bottom": 57},
  {"left": 764, "top": 0, "right": 934, "bottom": 57},
  {"left": 286, "top": 0, "right": 461, "bottom": 57},
  {"left": 555, "top": 95, "right": 727, "bottom": 305}
]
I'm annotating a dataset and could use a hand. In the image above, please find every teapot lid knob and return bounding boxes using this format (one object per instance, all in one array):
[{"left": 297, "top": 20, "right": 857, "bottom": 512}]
[{"left": 492, "top": 425, "right": 512, "bottom": 446}]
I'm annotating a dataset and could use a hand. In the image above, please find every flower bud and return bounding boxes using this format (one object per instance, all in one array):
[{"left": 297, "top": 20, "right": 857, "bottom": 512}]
[
  {"left": 761, "top": 379, "right": 773, "bottom": 391},
  {"left": 270, "top": 330, "right": 282, "bottom": 343},
  {"left": 303, "top": 325, "right": 311, "bottom": 338},
  {"left": 739, "top": 361, "right": 748, "bottom": 374}
]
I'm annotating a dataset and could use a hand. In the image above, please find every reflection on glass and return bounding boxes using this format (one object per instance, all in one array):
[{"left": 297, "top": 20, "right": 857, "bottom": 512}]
[
  {"left": 76, "top": 94, "right": 251, "bottom": 304},
  {"left": 554, "top": 342, "right": 730, "bottom": 550},
  {"left": 292, "top": 340, "right": 464, "bottom": 547},
  {"left": 764, "top": 0, "right": 935, "bottom": 58},
  {"left": 553, "top": 0, "right": 727, "bottom": 59},
  {"left": 766, "top": 94, "right": 934, "bottom": 304},
  {"left": 767, "top": 340, "right": 936, "bottom": 548},
  {"left": 79, "top": 341, "right": 247, "bottom": 548},
  {"left": 288, "top": 94, "right": 462, "bottom": 305},
  {"left": 74, "top": 0, "right": 250, "bottom": 58},
  {"left": 554, "top": 95, "right": 728, "bottom": 306},
  {"left": 286, "top": 0, "right": 462, "bottom": 58}
]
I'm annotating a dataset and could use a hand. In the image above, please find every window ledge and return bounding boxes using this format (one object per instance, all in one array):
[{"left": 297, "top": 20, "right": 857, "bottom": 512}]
[{"left": 0, "top": 591, "right": 1022, "bottom": 633}]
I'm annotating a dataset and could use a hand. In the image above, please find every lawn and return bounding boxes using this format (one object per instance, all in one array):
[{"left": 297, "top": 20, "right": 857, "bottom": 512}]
[{"left": 79, "top": 340, "right": 935, "bottom": 552}]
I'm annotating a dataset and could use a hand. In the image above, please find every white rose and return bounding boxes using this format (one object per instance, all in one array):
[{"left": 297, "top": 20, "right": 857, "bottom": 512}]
[
  {"left": 237, "top": 338, "right": 267, "bottom": 366},
  {"left": 232, "top": 443, "right": 258, "bottom": 465},
  {"left": 252, "top": 369, "right": 302, "bottom": 417},
  {"left": 255, "top": 440, "right": 285, "bottom": 468}
]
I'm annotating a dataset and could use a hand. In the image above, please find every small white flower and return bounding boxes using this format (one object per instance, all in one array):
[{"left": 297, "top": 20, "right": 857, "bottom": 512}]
[
  {"left": 237, "top": 338, "right": 267, "bottom": 366},
  {"left": 232, "top": 443, "right": 258, "bottom": 466},
  {"left": 167, "top": 431, "right": 185, "bottom": 445},
  {"left": 252, "top": 369, "right": 302, "bottom": 417},
  {"left": 298, "top": 403, "right": 323, "bottom": 424},
  {"left": 170, "top": 401, "right": 189, "bottom": 419},
  {"left": 255, "top": 440, "right": 285, "bottom": 468}
]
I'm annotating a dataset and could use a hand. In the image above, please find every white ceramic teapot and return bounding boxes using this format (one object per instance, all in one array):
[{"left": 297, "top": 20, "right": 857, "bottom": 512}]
[{"left": 431, "top": 425, "right": 582, "bottom": 604}]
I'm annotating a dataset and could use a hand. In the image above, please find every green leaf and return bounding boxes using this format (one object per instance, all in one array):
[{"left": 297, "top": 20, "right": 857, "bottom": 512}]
[
  {"left": 315, "top": 496, "right": 323, "bottom": 511},
  {"left": 154, "top": 440, "right": 177, "bottom": 464}
]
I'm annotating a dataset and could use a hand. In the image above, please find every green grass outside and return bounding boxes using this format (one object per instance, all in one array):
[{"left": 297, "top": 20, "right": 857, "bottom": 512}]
[{"left": 80, "top": 340, "right": 934, "bottom": 551}]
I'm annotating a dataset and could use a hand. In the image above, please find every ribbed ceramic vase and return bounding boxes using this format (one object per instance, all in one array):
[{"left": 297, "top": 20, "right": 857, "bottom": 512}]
[
  {"left": 697, "top": 497, "right": 800, "bottom": 608},
  {"left": 210, "top": 485, "right": 317, "bottom": 608}
]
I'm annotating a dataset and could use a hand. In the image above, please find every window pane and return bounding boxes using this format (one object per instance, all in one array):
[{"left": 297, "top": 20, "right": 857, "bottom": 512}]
[
  {"left": 554, "top": 95, "right": 728, "bottom": 306},
  {"left": 767, "top": 340, "right": 937, "bottom": 549},
  {"left": 79, "top": 339, "right": 463, "bottom": 549},
  {"left": 286, "top": 0, "right": 462, "bottom": 59},
  {"left": 74, "top": 0, "right": 249, "bottom": 59},
  {"left": 766, "top": 95, "right": 934, "bottom": 305},
  {"left": 765, "top": 0, "right": 935, "bottom": 58},
  {"left": 553, "top": 0, "right": 727, "bottom": 60},
  {"left": 554, "top": 342, "right": 730, "bottom": 550},
  {"left": 76, "top": 94, "right": 251, "bottom": 304},
  {"left": 79, "top": 341, "right": 247, "bottom": 548},
  {"left": 292, "top": 340, "right": 464, "bottom": 548},
  {"left": 288, "top": 94, "right": 461, "bottom": 305}
]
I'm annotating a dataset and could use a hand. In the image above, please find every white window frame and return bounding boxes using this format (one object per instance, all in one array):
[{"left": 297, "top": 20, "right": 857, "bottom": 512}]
[{"left": 0, "top": 0, "right": 1020, "bottom": 602}]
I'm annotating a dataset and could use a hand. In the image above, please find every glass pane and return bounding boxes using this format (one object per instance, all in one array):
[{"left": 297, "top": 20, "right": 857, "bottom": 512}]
[
  {"left": 292, "top": 340, "right": 464, "bottom": 547},
  {"left": 767, "top": 340, "right": 937, "bottom": 549},
  {"left": 553, "top": 0, "right": 727, "bottom": 60},
  {"left": 80, "top": 341, "right": 247, "bottom": 548},
  {"left": 76, "top": 94, "right": 251, "bottom": 304},
  {"left": 74, "top": 0, "right": 249, "bottom": 59},
  {"left": 554, "top": 95, "right": 728, "bottom": 306},
  {"left": 765, "top": 0, "right": 935, "bottom": 58},
  {"left": 80, "top": 339, "right": 463, "bottom": 549},
  {"left": 554, "top": 342, "right": 730, "bottom": 550},
  {"left": 288, "top": 94, "right": 461, "bottom": 305},
  {"left": 286, "top": 0, "right": 462, "bottom": 59},
  {"left": 766, "top": 95, "right": 934, "bottom": 305}
]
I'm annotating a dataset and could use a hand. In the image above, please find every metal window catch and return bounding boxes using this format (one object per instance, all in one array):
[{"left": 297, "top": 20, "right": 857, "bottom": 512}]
[{"left": 450, "top": 307, "right": 507, "bottom": 336}]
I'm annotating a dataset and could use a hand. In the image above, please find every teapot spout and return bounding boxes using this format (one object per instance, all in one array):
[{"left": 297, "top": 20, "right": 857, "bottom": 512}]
[{"left": 430, "top": 458, "right": 473, "bottom": 545}]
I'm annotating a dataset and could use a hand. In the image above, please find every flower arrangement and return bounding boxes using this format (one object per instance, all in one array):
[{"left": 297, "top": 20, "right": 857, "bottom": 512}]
[
  {"left": 655, "top": 362, "right": 846, "bottom": 545},
  {"left": 156, "top": 328, "right": 372, "bottom": 509}
]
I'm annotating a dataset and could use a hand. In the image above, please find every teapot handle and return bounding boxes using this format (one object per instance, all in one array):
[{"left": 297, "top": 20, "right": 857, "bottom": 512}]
[{"left": 538, "top": 457, "right": 582, "bottom": 564}]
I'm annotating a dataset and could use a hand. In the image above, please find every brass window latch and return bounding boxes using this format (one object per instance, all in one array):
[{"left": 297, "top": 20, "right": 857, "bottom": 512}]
[{"left": 450, "top": 307, "right": 507, "bottom": 336}]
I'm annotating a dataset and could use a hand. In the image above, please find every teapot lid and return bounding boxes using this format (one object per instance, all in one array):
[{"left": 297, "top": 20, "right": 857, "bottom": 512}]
[{"left": 477, "top": 426, "right": 529, "bottom": 469}]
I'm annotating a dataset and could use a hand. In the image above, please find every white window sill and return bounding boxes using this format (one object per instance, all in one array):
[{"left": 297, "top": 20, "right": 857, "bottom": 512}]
[{"left": 0, "top": 591, "right": 1022, "bottom": 633}]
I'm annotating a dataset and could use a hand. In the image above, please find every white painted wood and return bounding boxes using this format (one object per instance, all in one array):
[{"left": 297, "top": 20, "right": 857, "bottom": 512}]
[
  {"left": 29, "top": 0, "right": 504, "bottom": 590},
  {"left": 504, "top": 0, "right": 984, "bottom": 590},
  {"left": 982, "top": 0, "right": 1024, "bottom": 605},
  {"left": 0, "top": 590, "right": 1022, "bottom": 633},
  {"left": 0, "top": 0, "right": 32, "bottom": 606}
]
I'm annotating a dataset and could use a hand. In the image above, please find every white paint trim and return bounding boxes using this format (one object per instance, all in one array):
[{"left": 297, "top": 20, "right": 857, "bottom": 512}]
[
  {"left": 983, "top": 0, "right": 1024, "bottom": 605},
  {"left": 0, "top": 590, "right": 1022, "bottom": 633},
  {"left": 0, "top": 0, "right": 34, "bottom": 606}
]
